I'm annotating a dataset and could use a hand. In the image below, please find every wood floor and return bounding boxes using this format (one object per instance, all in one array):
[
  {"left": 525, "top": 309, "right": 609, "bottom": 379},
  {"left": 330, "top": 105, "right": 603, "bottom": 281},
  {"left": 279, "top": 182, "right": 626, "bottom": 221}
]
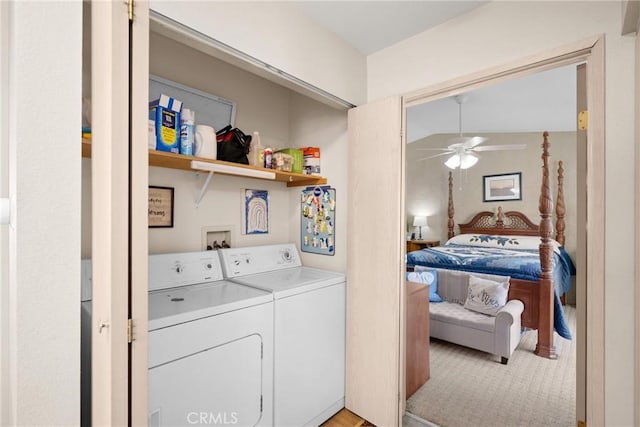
[{"left": 322, "top": 408, "right": 374, "bottom": 427}]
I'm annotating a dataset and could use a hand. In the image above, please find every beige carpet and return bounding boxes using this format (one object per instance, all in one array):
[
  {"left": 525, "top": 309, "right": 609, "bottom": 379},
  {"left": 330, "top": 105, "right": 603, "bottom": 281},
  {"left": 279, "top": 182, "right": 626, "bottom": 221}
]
[{"left": 406, "top": 306, "right": 576, "bottom": 427}]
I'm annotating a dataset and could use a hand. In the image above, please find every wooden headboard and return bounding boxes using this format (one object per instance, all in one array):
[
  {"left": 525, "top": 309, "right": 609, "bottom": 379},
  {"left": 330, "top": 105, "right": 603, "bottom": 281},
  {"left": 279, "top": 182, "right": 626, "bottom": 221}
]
[
  {"left": 457, "top": 207, "right": 540, "bottom": 236},
  {"left": 445, "top": 132, "right": 565, "bottom": 244}
]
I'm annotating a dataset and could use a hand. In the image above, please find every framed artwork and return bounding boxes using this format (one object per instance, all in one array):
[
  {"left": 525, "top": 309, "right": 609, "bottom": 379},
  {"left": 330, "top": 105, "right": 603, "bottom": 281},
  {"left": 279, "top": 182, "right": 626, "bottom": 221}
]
[
  {"left": 483, "top": 172, "right": 522, "bottom": 202},
  {"left": 148, "top": 186, "right": 174, "bottom": 228},
  {"left": 243, "top": 189, "right": 269, "bottom": 234}
]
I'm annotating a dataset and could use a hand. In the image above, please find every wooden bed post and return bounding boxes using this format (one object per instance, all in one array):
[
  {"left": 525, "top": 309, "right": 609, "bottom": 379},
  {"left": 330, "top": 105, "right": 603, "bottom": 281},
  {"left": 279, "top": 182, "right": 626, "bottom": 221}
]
[
  {"left": 536, "top": 131, "right": 557, "bottom": 359},
  {"left": 447, "top": 171, "right": 454, "bottom": 239},
  {"left": 555, "top": 160, "right": 566, "bottom": 246}
]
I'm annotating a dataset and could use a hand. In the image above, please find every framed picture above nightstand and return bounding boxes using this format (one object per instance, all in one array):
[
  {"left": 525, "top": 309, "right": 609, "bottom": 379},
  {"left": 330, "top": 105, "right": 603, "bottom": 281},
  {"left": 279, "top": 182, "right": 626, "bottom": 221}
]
[{"left": 406, "top": 240, "right": 440, "bottom": 253}]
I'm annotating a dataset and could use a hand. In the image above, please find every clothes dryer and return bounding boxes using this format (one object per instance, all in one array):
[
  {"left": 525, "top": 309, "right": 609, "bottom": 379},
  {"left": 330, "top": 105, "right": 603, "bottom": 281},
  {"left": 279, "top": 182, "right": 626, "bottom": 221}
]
[
  {"left": 81, "top": 252, "right": 274, "bottom": 427},
  {"left": 218, "top": 244, "right": 346, "bottom": 427},
  {"left": 148, "top": 251, "right": 273, "bottom": 427}
]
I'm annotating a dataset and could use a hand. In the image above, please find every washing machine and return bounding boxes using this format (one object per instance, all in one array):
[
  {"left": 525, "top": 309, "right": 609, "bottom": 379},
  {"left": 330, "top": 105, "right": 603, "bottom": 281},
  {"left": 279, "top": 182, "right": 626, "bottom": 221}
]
[
  {"left": 81, "top": 252, "right": 274, "bottom": 427},
  {"left": 218, "top": 243, "right": 346, "bottom": 427},
  {"left": 80, "top": 259, "right": 93, "bottom": 427}
]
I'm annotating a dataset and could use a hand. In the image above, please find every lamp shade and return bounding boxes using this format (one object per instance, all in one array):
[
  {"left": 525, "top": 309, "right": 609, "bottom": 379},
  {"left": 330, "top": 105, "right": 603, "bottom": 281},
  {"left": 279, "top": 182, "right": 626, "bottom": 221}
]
[
  {"left": 445, "top": 152, "right": 479, "bottom": 170},
  {"left": 444, "top": 154, "right": 461, "bottom": 169},
  {"left": 413, "top": 216, "right": 428, "bottom": 227},
  {"left": 460, "top": 153, "right": 479, "bottom": 169}
]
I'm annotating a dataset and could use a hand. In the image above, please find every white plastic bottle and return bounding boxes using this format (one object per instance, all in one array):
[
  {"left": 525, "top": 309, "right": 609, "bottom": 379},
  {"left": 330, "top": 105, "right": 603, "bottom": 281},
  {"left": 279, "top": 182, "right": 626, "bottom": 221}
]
[
  {"left": 249, "top": 131, "right": 265, "bottom": 167},
  {"left": 180, "top": 108, "right": 195, "bottom": 155}
]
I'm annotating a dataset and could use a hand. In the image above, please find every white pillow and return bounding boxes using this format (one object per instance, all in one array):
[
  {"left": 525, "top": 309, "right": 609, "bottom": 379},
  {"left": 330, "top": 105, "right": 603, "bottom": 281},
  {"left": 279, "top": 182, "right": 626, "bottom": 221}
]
[
  {"left": 463, "top": 275, "right": 510, "bottom": 316},
  {"left": 445, "top": 233, "right": 561, "bottom": 253}
]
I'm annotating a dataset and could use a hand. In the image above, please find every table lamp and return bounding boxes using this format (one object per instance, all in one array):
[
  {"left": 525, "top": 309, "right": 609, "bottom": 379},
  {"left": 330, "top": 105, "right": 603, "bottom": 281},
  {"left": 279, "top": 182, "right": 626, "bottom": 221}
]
[{"left": 413, "top": 216, "right": 428, "bottom": 240}]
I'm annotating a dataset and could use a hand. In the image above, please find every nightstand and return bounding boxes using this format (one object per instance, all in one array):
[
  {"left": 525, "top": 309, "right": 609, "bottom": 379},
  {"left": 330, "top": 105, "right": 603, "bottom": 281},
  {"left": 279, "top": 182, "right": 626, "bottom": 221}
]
[
  {"left": 406, "top": 240, "right": 440, "bottom": 253},
  {"left": 406, "top": 281, "right": 430, "bottom": 397}
]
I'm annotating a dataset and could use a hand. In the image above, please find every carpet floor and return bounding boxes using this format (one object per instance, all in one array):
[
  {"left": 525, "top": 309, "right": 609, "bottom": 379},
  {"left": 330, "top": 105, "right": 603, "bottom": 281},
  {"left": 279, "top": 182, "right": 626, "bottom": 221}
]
[{"left": 406, "top": 306, "right": 576, "bottom": 427}]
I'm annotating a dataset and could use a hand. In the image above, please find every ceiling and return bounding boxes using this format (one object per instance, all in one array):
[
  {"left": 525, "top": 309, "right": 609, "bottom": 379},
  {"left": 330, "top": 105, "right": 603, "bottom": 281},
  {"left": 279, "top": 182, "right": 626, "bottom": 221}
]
[
  {"left": 294, "top": 1, "right": 576, "bottom": 138},
  {"left": 294, "top": 1, "right": 487, "bottom": 55},
  {"left": 407, "top": 64, "right": 578, "bottom": 143}
]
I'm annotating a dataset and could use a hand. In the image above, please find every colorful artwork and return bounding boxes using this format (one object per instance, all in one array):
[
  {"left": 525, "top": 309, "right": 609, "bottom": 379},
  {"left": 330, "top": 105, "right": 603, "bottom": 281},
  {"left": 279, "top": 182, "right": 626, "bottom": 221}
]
[
  {"left": 300, "top": 186, "right": 336, "bottom": 256},
  {"left": 243, "top": 189, "right": 268, "bottom": 234}
]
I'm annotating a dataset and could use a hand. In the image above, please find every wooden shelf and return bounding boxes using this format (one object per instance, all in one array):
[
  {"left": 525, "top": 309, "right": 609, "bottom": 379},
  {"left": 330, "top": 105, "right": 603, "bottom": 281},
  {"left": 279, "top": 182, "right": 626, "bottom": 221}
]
[{"left": 82, "top": 139, "right": 327, "bottom": 187}]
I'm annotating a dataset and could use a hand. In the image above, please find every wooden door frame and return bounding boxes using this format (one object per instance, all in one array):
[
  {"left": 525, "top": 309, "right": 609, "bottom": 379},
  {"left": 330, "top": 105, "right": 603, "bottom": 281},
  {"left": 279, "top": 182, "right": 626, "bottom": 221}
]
[{"left": 400, "top": 35, "right": 605, "bottom": 425}]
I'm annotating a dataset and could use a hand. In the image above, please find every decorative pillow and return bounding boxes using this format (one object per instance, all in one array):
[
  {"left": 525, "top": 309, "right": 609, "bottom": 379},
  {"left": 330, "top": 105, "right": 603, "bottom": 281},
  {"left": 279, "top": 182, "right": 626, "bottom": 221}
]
[
  {"left": 445, "top": 233, "right": 562, "bottom": 254},
  {"left": 406, "top": 270, "right": 442, "bottom": 303},
  {"left": 463, "top": 275, "right": 509, "bottom": 316}
]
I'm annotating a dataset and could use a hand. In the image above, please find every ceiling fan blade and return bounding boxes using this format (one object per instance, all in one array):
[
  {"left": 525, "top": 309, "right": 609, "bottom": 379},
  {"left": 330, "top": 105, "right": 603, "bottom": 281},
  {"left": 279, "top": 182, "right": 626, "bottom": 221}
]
[
  {"left": 447, "top": 136, "right": 487, "bottom": 148},
  {"left": 464, "top": 136, "right": 488, "bottom": 148},
  {"left": 417, "top": 152, "right": 455, "bottom": 161},
  {"left": 415, "top": 147, "right": 454, "bottom": 152},
  {"left": 447, "top": 137, "right": 470, "bottom": 147},
  {"left": 473, "top": 144, "right": 527, "bottom": 152}
]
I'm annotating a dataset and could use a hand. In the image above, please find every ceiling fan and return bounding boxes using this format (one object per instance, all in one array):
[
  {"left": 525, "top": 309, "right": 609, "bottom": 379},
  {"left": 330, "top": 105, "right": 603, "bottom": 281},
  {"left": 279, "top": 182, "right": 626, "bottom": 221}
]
[{"left": 417, "top": 95, "right": 526, "bottom": 169}]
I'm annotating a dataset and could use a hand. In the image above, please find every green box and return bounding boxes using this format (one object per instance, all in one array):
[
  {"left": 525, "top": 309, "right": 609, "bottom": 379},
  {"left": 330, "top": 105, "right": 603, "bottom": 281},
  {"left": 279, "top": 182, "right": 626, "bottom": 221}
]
[{"left": 276, "top": 148, "right": 303, "bottom": 174}]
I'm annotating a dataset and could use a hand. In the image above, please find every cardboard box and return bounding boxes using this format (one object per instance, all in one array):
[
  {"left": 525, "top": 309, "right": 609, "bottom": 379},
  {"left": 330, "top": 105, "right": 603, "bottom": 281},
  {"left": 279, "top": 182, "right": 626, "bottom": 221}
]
[
  {"left": 272, "top": 152, "right": 293, "bottom": 172},
  {"left": 302, "top": 147, "right": 321, "bottom": 175},
  {"left": 149, "top": 94, "right": 182, "bottom": 153},
  {"left": 276, "top": 148, "right": 303, "bottom": 174}
]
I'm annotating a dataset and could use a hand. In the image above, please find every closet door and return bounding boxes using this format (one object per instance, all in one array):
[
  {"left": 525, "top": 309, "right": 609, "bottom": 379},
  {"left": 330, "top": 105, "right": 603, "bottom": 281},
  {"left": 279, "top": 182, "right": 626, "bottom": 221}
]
[
  {"left": 91, "top": 1, "right": 149, "bottom": 424},
  {"left": 130, "top": 1, "right": 150, "bottom": 425},
  {"left": 91, "top": 1, "right": 130, "bottom": 424},
  {"left": 346, "top": 96, "right": 404, "bottom": 427}
]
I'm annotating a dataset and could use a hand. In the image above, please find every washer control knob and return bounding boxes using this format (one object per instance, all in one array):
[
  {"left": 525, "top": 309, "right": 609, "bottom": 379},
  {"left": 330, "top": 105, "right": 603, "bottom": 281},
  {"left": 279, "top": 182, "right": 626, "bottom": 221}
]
[{"left": 175, "top": 265, "right": 183, "bottom": 274}]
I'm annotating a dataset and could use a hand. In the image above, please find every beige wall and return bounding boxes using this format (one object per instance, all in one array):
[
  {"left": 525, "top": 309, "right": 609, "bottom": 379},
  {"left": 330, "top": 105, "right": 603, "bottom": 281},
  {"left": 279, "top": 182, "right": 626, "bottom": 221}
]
[
  {"left": 407, "top": 132, "right": 577, "bottom": 256},
  {"left": 82, "top": 32, "right": 348, "bottom": 272},
  {"left": 369, "top": 2, "right": 636, "bottom": 424},
  {"left": 150, "top": 1, "right": 366, "bottom": 106},
  {"left": 288, "top": 93, "right": 348, "bottom": 272}
]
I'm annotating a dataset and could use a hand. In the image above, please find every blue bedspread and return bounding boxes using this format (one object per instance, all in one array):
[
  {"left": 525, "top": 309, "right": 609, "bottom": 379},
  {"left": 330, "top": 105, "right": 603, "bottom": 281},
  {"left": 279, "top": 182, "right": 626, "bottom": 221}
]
[{"left": 407, "top": 244, "right": 576, "bottom": 339}]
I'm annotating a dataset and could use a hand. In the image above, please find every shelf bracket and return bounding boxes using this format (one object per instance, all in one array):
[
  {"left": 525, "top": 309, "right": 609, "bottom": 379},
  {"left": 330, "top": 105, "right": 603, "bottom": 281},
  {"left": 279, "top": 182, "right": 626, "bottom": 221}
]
[{"left": 194, "top": 171, "right": 215, "bottom": 208}]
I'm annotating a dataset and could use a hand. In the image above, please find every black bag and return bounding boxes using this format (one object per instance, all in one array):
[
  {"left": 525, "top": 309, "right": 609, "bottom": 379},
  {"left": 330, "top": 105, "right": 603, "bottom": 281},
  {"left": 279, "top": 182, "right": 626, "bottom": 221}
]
[{"left": 216, "top": 125, "right": 252, "bottom": 164}]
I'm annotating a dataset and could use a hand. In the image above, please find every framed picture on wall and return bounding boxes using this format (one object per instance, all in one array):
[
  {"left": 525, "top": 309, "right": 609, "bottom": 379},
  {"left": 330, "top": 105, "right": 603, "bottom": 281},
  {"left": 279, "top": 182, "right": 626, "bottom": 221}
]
[
  {"left": 242, "top": 189, "right": 269, "bottom": 234},
  {"left": 483, "top": 172, "right": 522, "bottom": 202},
  {"left": 148, "top": 186, "right": 174, "bottom": 228}
]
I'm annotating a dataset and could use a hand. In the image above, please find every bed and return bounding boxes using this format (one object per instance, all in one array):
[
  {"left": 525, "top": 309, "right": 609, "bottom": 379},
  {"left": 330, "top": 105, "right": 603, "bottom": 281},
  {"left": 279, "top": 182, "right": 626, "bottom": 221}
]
[{"left": 407, "top": 132, "right": 575, "bottom": 359}]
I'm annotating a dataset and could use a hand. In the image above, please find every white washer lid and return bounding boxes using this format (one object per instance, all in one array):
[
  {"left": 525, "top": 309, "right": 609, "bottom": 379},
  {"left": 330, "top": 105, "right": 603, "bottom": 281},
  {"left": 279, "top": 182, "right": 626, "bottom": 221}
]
[
  {"left": 230, "top": 266, "right": 345, "bottom": 299},
  {"left": 148, "top": 280, "right": 271, "bottom": 330}
]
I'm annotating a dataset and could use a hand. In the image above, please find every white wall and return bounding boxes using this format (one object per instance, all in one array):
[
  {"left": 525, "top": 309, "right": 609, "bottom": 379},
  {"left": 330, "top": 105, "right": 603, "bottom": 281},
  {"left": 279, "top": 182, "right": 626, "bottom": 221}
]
[
  {"left": 82, "top": 31, "right": 349, "bottom": 273},
  {"left": 369, "top": 2, "right": 636, "bottom": 424},
  {"left": 149, "top": 1, "right": 367, "bottom": 106},
  {"left": 7, "top": 1, "right": 82, "bottom": 424}
]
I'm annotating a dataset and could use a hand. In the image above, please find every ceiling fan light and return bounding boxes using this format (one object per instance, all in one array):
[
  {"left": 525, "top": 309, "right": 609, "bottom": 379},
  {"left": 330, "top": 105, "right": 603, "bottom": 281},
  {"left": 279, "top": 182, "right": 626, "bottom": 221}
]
[
  {"left": 460, "top": 153, "right": 479, "bottom": 169},
  {"left": 445, "top": 154, "right": 461, "bottom": 169}
]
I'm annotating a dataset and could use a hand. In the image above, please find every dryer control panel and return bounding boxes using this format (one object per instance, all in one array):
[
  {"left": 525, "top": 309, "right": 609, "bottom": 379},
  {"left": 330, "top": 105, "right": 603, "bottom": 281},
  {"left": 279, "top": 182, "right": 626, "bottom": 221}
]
[
  {"left": 218, "top": 243, "right": 301, "bottom": 278},
  {"left": 149, "top": 251, "right": 224, "bottom": 291}
]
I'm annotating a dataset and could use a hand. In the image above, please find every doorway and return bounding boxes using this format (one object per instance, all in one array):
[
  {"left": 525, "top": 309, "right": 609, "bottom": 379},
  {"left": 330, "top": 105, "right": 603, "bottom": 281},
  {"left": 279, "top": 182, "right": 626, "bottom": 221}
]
[
  {"left": 403, "top": 63, "right": 583, "bottom": 426},
  {"left": 397, "top": 37, "right": 605, "bottom": 427}
]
